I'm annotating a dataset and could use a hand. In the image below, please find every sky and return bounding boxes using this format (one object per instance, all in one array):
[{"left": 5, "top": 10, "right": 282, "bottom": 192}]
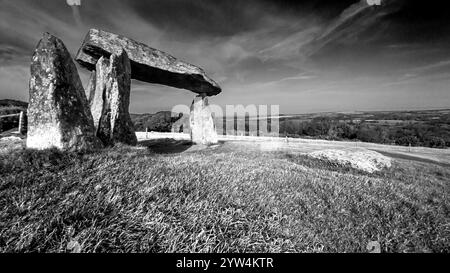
[{"left": 0, "top": 0, "right": 449, "bottom": 114}]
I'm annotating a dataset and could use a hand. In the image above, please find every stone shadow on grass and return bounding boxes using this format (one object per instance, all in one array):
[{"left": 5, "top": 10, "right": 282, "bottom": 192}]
[{"left": 138, "top": 138, "right": 194, "bottom": 154}]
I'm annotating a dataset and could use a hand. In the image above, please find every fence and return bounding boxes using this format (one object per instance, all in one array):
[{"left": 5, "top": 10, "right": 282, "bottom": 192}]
[
  {"left": 0, "top": 113, "right": 21, "bottom": 118},
  {"left": 0, "top": 111, "right": 25, "bottom": 134}
]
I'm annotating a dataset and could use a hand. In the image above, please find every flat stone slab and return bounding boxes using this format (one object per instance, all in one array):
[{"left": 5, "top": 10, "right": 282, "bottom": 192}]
[{"left": 76, "top": 29, "right": 221, "bottom": 96}]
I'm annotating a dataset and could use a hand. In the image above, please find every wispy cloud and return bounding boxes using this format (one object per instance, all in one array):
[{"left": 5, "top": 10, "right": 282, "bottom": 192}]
[
  {"left": 409, "top": 59, "right": 450, "bottom": 73},
  {"left": 383, "top": 59, "right": 450, "bottom": 87}
]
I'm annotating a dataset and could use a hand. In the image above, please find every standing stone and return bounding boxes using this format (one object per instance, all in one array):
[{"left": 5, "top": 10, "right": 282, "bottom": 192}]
[
  {"left": 90, "top": 50, "right": 137, "bottom": 146},
  {"left": 27, "top": 33, "right": 101, "bottom": 151},
  {"left": 189, "top": 94, "right": 218, "bottom": 145}
]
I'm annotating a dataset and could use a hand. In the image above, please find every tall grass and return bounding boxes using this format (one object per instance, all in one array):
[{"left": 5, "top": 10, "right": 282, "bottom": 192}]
[{"left": 0, "top": 143, "right": 448, "bottom": 252}]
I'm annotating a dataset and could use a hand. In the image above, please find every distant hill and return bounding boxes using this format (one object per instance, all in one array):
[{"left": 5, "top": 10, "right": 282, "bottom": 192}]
[
  {"left": 131, "top": 111, "right": 183, "bottom": 132},
  {"left": 0, "top": 99, "right": 28, "bottom": 109},
  {"left": 0, "top": 99, "right": 183, "bottom": 134},
  {"left": 277, "top": 109, "right": 450, "bottom": 149}
]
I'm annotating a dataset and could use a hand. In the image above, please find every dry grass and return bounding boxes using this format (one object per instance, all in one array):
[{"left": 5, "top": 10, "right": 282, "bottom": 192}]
[{"left": 0, "top": 141, "right": 449, "bottom": 253}]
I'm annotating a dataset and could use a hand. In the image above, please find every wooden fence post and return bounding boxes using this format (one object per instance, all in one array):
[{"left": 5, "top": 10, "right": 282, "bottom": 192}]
[{"left": 18, "top": 111, "right": 24, "bottom": 134}]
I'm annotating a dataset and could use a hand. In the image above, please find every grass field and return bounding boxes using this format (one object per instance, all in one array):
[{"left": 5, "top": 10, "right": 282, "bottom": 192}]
[{"left": 0, "top": 139, "right": 449, "bottom": 253}]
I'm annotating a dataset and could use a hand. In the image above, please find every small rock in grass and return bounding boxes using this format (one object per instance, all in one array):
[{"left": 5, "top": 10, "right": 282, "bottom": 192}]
[
  {"left": 309, "top": 148, "right": 391, "bottom": 173},
  {"left": 366, "top": 241, "right": 381, "bottom": 253},
  {"left": 67, "top": 240, "right": 82, "bottom": 253}
]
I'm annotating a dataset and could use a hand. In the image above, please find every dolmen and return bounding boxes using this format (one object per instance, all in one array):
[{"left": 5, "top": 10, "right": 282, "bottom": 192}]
[{"left": 26, "top": 29, "right": 222, "bottom": 151}]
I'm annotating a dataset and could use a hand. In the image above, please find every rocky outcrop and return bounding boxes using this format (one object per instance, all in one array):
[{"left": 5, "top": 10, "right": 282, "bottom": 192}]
[
  {"left": 189, "top": 94, "right": 218, "bottom": 145},
  {"left": 309, "top": 148, "right": 392, "bottom": 173},
  {"left": 89, "top": 50, "right": 137, "bottom": 146},
  {"left": 76, "top": 29, "right": 221, "bottom": 96},
  {"left": 27, "top": 33, "right": 101, "bottom": 151}
]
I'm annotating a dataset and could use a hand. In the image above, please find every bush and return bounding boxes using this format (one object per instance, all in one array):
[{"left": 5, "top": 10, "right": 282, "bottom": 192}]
[{"left": 425, "top": 137, "right": 446, "bottom": 148}]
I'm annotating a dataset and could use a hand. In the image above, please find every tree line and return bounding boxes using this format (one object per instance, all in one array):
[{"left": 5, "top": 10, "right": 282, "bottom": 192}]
[{"left": 279, "top": 117, "right": 448, "bottom": 149}]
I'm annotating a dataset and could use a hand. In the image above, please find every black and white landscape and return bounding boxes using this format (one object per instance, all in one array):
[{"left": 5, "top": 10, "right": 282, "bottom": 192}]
[{"left": 0, "top": 0, "right": 449, "bottom": 254}]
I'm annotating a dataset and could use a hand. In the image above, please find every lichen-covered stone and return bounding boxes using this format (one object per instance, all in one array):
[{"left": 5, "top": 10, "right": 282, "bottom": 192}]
[
  {"left": 189, "top": 94, "right": 218, "bottom": 145},
  {"left": 27, "top": 32, "right": 101, "bottom": 151},
  {"left": 90, "top": 50, "right": 137, "bottom": 146},
  {"left": 76, "top": 29, "right": 221, "bottom": 96}
]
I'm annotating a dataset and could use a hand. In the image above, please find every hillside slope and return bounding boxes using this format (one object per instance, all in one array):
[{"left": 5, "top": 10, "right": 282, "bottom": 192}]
[
  {"left": 130, "top": 111, "right": 183, "bottom": 132},
  {"left": 0, "top": 100, "right": 28, "bottom": 109},
  {"left": 0, "top": 141, "right": 448, "bottom": 253}
]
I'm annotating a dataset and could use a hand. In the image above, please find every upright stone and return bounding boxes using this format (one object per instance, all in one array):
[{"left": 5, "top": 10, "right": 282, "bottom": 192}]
[
  {"left": 27, "top": 33, "right": 101, "bottom": 151},
  {"left": 90, "top": 50, "right": 137, "bottom": 146},
  {"left": 76, "top": 29, "right": 221, "bottom": 96},
  {"left": 189, "top": 94, "right": 218, "bottom": 145}
]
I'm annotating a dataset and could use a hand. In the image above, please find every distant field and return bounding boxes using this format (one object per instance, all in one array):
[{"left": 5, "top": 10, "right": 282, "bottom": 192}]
[
  {"left": 208, "top": 109, "right": 450, "bottom": 149},
  {"left": 2, "top": 101, "right": 449, "bottom": 149},
  {"left": 1, "top": 137, "right": 449, "bottom": 253},
  {"left": 137, "top": 132, "right": 450, "bottom": 166}
]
